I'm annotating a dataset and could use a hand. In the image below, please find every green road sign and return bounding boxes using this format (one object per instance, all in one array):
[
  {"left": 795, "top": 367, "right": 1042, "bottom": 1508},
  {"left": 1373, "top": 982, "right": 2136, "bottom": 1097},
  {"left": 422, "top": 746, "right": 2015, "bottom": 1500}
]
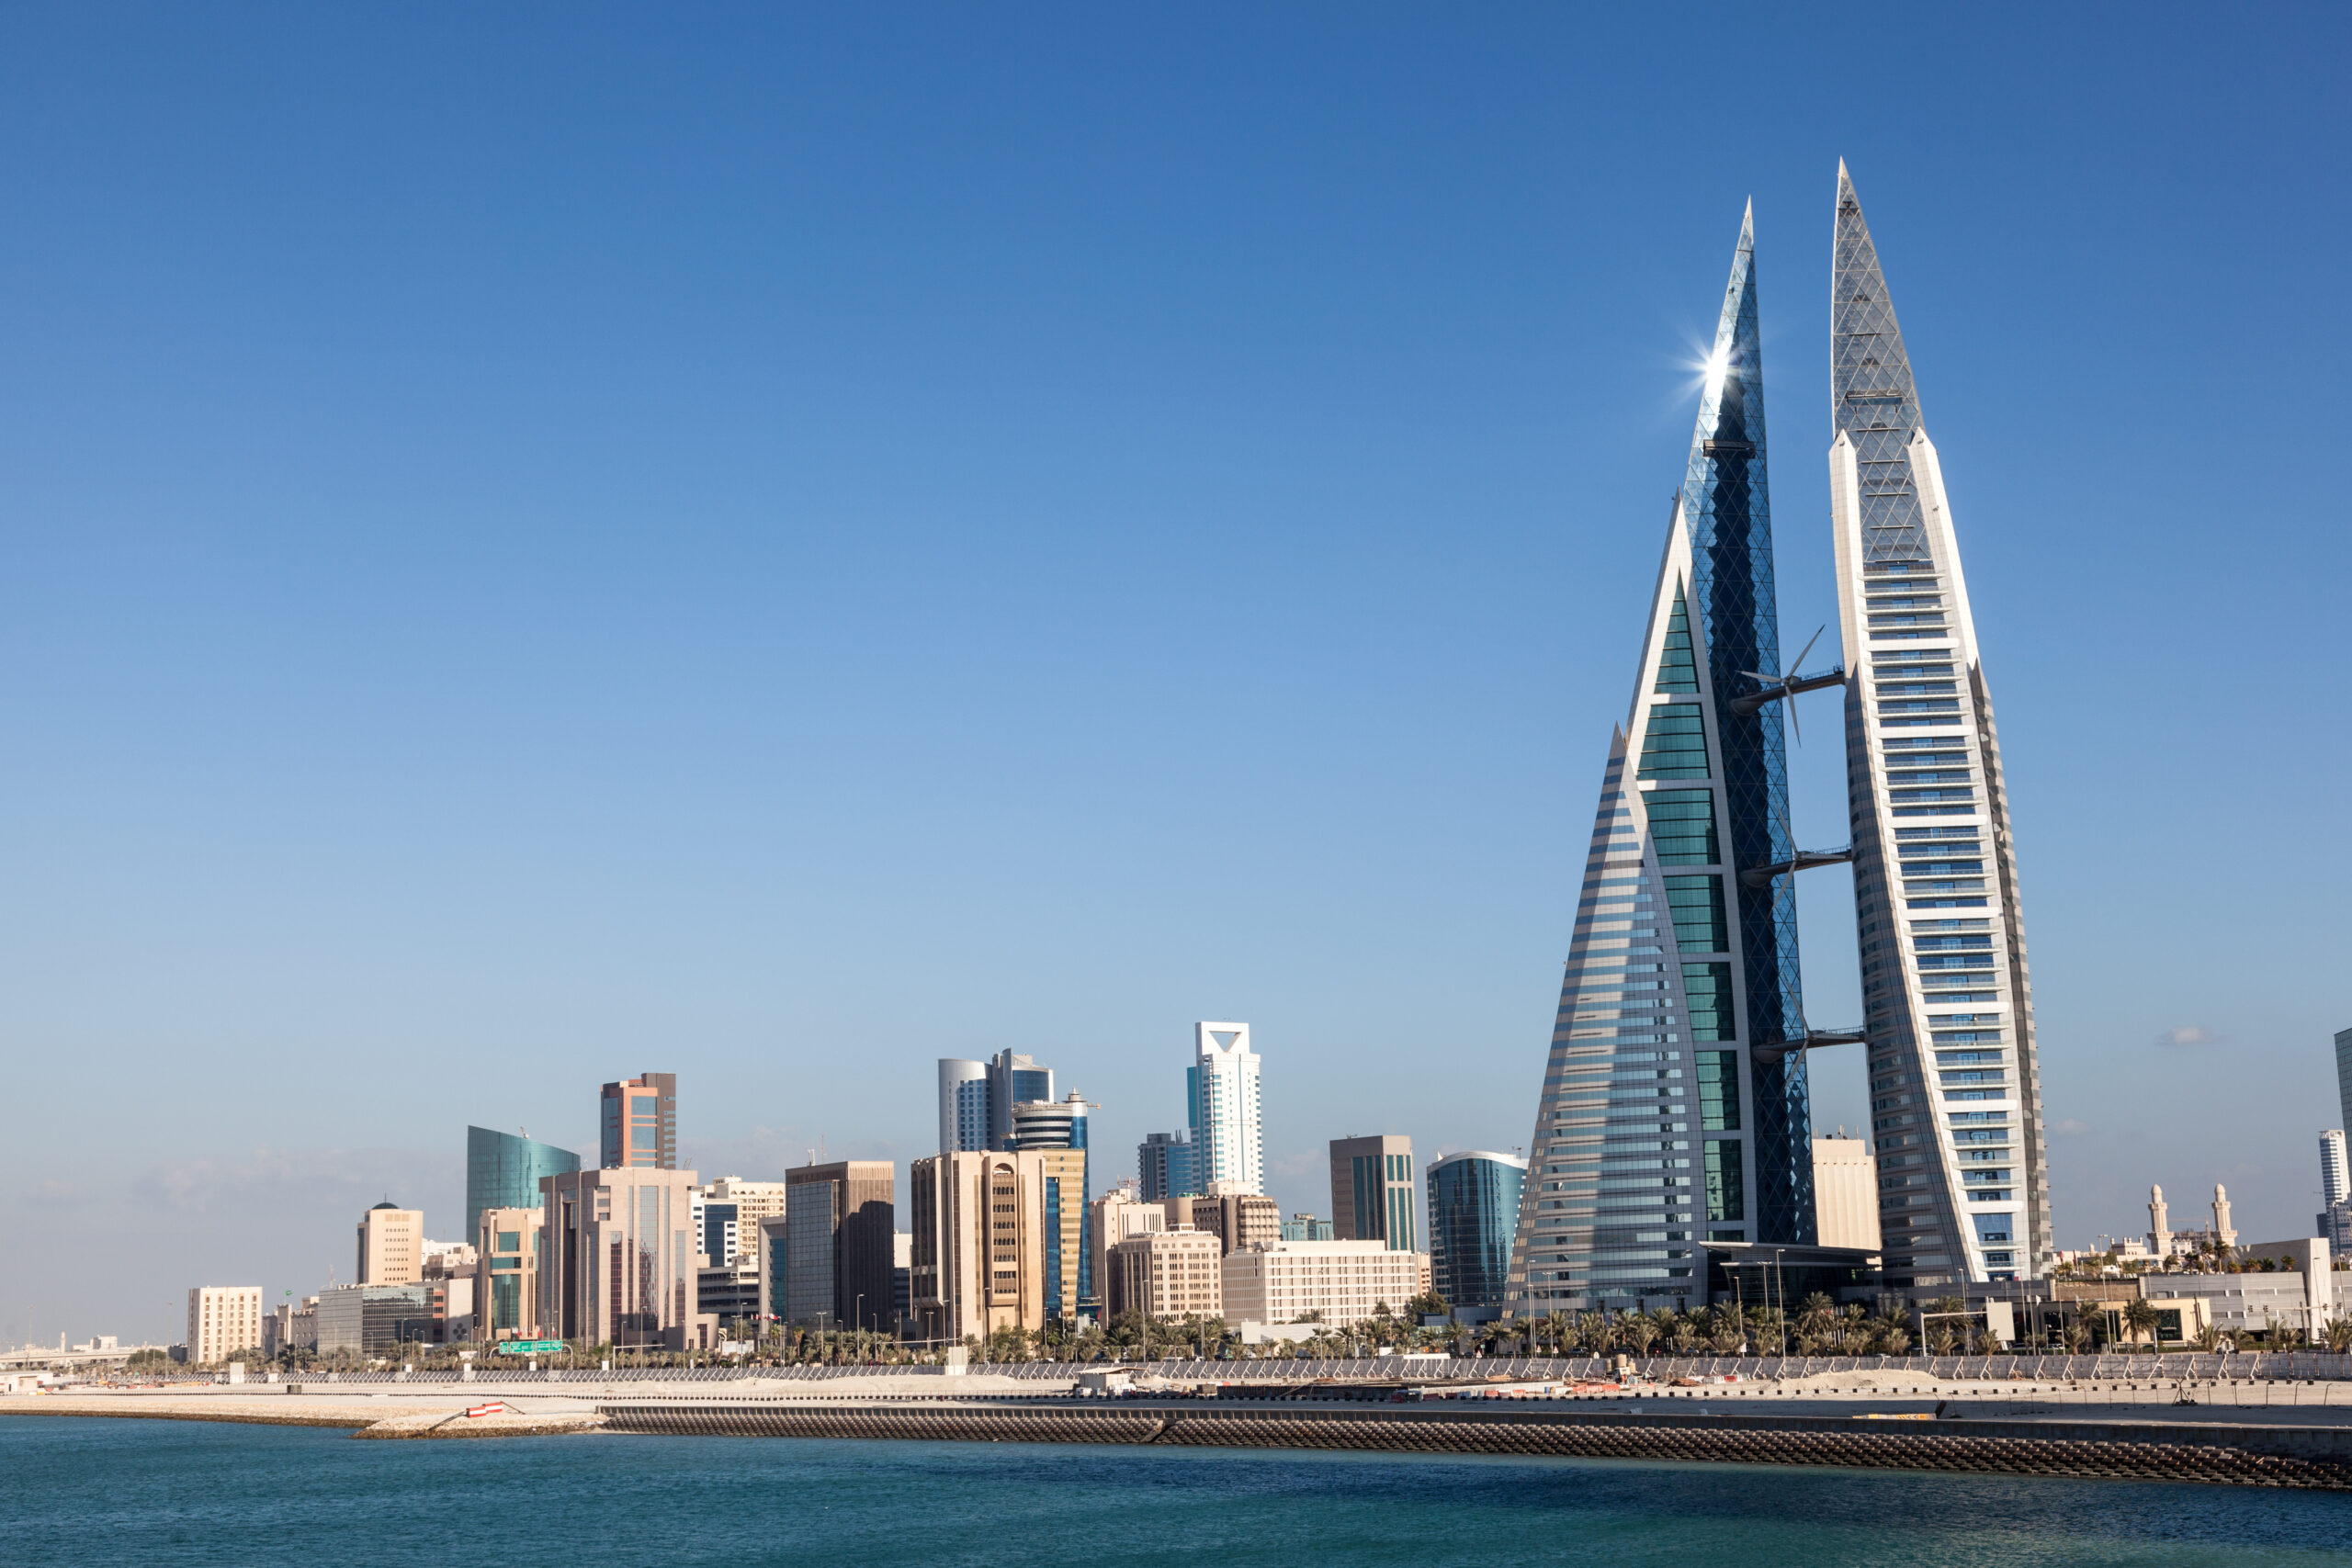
[{"left": 492, "top": 1340, "right": 567, "bottom": 1355}]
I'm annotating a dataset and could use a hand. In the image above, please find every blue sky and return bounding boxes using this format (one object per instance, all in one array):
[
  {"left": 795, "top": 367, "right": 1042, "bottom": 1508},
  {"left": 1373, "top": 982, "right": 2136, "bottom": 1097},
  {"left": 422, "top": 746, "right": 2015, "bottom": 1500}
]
[{"left": 2, "top": 5, "right": 2345, "bottom": 1345}]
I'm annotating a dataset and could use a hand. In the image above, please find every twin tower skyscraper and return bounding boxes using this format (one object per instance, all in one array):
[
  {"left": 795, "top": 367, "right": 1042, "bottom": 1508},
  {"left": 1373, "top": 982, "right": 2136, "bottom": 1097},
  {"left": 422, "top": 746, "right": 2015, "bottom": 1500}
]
[{"left": 1510, "top": 164, "right": 2049, "bottom": 1310}]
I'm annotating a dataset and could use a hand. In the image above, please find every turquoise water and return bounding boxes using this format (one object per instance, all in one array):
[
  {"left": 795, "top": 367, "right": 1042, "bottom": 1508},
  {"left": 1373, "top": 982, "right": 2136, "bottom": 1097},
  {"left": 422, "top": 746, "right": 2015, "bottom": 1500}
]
[{"left": 4, "top": 1417, "right": 2348, "bottom": 1566}]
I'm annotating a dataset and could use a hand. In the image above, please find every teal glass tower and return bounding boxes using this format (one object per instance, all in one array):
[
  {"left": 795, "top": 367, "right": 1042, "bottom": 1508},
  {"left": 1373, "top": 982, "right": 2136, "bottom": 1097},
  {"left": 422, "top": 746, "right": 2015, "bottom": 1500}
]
[{"left": 465, "top": 1125, "right": 581, "bottom": 1237}]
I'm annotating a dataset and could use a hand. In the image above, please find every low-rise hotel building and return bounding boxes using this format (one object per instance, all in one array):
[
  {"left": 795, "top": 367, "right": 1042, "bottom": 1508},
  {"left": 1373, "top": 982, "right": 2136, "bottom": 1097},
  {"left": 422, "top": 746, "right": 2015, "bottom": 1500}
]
[{"left": 1219, "top": 1240, "right": 1425, "bottom": 1331}]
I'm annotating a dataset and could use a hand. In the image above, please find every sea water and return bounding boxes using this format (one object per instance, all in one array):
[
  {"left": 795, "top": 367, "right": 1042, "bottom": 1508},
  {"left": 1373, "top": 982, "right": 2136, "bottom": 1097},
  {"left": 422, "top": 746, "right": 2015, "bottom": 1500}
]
[{"left": 3, "top": 1416, "right": 2347, "bottom": 1566}]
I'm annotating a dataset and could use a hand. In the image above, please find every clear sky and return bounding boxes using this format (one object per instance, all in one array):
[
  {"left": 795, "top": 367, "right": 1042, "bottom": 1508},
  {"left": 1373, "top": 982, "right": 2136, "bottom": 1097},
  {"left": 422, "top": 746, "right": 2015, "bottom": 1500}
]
[{"left": 3, "top": 5, "right": 2345, "bottom": 1347}]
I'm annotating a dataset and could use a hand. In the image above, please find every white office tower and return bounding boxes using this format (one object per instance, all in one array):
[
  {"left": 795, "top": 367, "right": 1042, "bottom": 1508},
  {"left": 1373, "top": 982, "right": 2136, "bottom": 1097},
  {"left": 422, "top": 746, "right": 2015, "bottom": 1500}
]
[
  {"left": 936, "top": 1059, "right": 989, "bottom": 1154},
  {"left": 1188, "top": 1022, "right": 1262, "bottom": 1195},
  {"left": 1830, "top": 162, "right": 2050, "bottom": 1284},
  {"left": 2320, "top": 1131, "right": 2347, "bottom": 1207}
]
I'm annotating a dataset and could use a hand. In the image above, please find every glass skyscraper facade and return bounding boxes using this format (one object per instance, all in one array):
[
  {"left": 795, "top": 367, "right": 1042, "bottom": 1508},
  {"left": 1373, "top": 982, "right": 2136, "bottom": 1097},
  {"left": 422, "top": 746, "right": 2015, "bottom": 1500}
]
[
  {"left": 1136, "top": 1128, "right": 1197, "bottom": 1201},
  {"left": 1427, "top": 1151, "right": 1526, "bottom": 1312},
  {"left": 1830, "top": 162, "right": 2047, "bottom": 1283},
  {"left": 1510, "top": 208, "right": 1815, "bottom": 1314},
  {"left": 465, "top": 1125, "right": 581, "bottom": 1239}
]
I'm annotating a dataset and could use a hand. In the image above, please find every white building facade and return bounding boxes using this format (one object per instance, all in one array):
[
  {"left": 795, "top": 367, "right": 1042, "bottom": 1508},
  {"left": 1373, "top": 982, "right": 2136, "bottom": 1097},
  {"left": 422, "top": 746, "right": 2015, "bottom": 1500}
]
[
  {"left": 1188, "top": 1022, "right": 1262, "bottom": 1195},
  {"left": 1220, "top": 1240, "right": 1425, "bottom": 1331},
  {"left": 1830, "top": 162, "right": 2050, "bottom": 1285}
]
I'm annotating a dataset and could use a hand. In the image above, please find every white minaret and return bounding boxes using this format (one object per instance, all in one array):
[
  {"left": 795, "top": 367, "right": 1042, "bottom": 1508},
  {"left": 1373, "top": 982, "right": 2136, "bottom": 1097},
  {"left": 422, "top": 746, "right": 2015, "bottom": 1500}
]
[
  {"left": 2149, "top": 1184, "right": 2171, "bottom": 1255},
  {"left": 1189, "top": 1022, "right": 1262, "bottom": 1195},
  {"left": 2211, "top": 1184, "right": 2236, "bottom": 1249}
]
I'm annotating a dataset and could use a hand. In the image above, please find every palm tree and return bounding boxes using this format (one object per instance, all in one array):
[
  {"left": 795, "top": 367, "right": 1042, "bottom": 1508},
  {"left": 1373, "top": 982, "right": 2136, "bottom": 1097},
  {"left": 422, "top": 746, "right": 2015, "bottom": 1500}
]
[
  {"left": 2121, "top": 1298, "right": 2161, "bottom": 1349},
  {"left": 2323, "top": 1314, "right": 2352, "bottom": 1354}
]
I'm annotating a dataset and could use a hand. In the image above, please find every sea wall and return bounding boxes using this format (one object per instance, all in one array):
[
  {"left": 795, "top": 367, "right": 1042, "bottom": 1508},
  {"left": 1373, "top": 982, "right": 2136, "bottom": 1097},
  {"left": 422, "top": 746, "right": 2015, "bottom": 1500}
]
[{"left": 597, "top": 1400, "right": 2352, "bottom": 1490}]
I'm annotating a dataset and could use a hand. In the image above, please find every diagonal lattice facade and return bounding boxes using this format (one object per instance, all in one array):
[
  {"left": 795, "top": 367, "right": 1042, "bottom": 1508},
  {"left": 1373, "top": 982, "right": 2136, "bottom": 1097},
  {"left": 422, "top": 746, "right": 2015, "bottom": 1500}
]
[
  {"left": 1680, "top": 206, "right": 1813, "bottom": 1247},
  {"left": 1830, "top": 162, "right": 2050, "bottom": 1284},
  {"left": 1509, "top": 212, "right": 1815, "bottom": 1318}
]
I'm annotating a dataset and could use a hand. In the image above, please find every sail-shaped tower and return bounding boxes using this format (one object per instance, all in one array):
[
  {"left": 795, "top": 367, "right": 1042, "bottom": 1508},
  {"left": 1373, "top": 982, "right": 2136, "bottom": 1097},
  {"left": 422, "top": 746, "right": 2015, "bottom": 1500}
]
[
  {"left": 1829, "top": 162, "right": 2050, "bottom": 1283},
  {"left": 1510, "top": 209, "right": 1820, "bottom": 1314}
]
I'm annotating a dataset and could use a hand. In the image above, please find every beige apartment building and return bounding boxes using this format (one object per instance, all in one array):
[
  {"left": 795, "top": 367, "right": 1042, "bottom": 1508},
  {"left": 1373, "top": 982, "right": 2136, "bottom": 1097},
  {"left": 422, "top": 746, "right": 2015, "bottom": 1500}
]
[
  {"left": 474, "top": 1205, "right": 546, "bottom": 1342},
  {"left": 1811, "top": 1137, "right": 1883, "bottom": 1251},
  {"left": 1105, "top": 1227, "right": 1224, "bottom": 1321},
  {"left": 1219, "top": 1240, "right": 1424, "bottom": 1331},
  {"left": 356, "top": 1201, "right": 424, "bottom": 1285},
  {"left": 541, "top": 1167, "right": 716, "bottom": 1350},
  {"left": 910, "top": 1150, "right": 1053, "bottom": 1344},
  {"left": 707, "top": 1176, "right": 792, "bottom": 1249},
  {"left": 1090, "top": 1182, "right": 1166, "bottom": 1305},
  {"left": 1163, "top": 1184, "right": 1281, "bottom": 1257},
  {"left": 187, "top": 1285, "right": 264, "bottom": 1365}
]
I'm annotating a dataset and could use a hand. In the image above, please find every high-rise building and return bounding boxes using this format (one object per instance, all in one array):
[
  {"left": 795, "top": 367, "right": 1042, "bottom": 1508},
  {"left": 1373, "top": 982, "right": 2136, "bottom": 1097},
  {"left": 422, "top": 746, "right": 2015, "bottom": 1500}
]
[
  {"left": 2321, "top": 1130, "right": 2349, "bottom": 1209},
  {"left": 986, "top": 1050, "right": 1056, "bottom": 1152},
  {"left": 1830, "top": 162, "right": 2048, "bottom": 1284},
  {"left": 473, "top": 1205, "right": 546, "bottom": 1342},
  {"left": 937, "top": 1059, "right": 990, "bottom": 1153},
  {"left": 186, "top": 1286, "right": 263, "bottom": 1365},
  {"left": 1425, "top": 1152, "right": 1525, "bottom": 1312},
  {"left": 1330, "top": 1135, "right": 1418, "bottom": 1252},
  {"left": 1188, "top": 1022, "right": 1262, "bottom": 1194},
  {"left": 909, "top": 1151, "right": 1057, "bottom": 1344},
  {"left": 465, "top": 1127, "right": 580, "bottom": 1239},
  {"left": 1281, "top": 1213, "right": 1335, "bottom": 1242},
  {"left": 1507, "top": 206, "right": 1821, "bottom": 1317},
  {"left": 540, "top": 1167, "right": 711, "bottom": 1349},
  {"left": 2335, "top": 1029, "right": 2352, "bottom": 1143},
  {"left": 781, "top": 1161, "right": 897, "bottom": 1332},
  {"left": 599, "top": 1073, "right": 678, "bottom": 1169},
  {"left": 1011, "top": 1093, "right": 1095, "bottom": 1314},
  {"left": 1137, "top": 1129, "right": 1197, "bottom": 1201},
  {"left": 1810, "top": 1137, "right": 1882, "bottom": 1250},
  {"left": 356, "top": 1201, "right": 424, "bottom": 1286}
]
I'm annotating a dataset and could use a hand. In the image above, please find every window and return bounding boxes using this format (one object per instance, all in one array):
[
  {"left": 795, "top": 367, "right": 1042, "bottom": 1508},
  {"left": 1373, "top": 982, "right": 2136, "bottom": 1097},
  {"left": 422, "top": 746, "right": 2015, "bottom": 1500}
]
[
  {"left": 495, "top": 1231, "right": 522, "bottom": 1253},
  {"left": 1681, "top": 963, "right": 1735, "bottom": 1042},
  {"left": 1653, "top": 589, "right": 1700, "bottom": 694},
  {"left": 1664, "top": 875, "right": 1728, "bottom": 954},
  {"left": 1645, "top": 789, "right": 1719, "bottom": 865},
  {"left": 1696, "top": 1051, "right": 1739, "bottom": 1131},
  {"left": 1703, "top": 1142, "right": 1744, "bottom": 1224},
  {"left": 1637, "top": 705, "right": 1710, "bottom": 779}
]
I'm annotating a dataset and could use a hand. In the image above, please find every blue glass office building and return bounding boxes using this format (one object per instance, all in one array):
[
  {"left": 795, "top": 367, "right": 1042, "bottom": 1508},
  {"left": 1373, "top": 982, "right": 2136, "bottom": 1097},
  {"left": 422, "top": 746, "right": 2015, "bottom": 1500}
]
[
  {"left": 1427, "top": 1152, "right": 1526, "bottom": 1311},
  {"left": 466, "top": 1126, "right": 581, "bottom": 1238},
  {"left": 1511, "top": 208, "right": 1818, "bottom": 1314}
]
